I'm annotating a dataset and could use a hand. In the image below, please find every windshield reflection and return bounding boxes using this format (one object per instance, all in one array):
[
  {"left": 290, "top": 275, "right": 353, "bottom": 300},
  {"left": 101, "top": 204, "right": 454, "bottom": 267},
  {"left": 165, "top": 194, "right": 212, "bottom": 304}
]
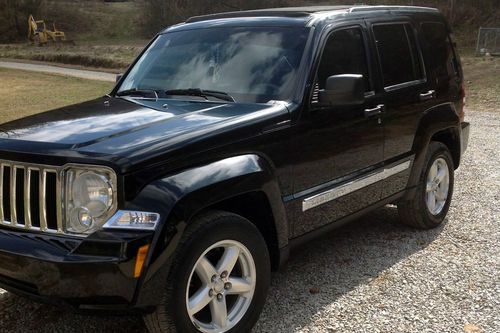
[{"left": 118, "top": 27, "right": 310, "bottom": 103}]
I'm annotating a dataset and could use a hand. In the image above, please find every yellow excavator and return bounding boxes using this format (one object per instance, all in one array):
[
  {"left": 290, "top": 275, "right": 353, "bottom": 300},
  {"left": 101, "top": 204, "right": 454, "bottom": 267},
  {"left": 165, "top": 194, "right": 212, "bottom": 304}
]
[{"left": 28, "top": 15, "right": 73, "bottom": 46}]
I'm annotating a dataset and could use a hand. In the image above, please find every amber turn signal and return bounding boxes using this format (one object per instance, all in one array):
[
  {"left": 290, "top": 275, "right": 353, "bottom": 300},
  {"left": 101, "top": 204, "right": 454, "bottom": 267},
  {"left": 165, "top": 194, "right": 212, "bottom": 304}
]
[{"left": 134, "top": 244, "right": 150, "bottom": 278}]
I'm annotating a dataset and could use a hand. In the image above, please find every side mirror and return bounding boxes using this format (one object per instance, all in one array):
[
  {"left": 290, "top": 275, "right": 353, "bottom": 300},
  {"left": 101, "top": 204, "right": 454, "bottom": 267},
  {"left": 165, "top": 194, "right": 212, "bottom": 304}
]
[
  {"left": 319, "top": 74, "right": 365, "bottom": 106},
  {"left": 116, "top": 74, "right": 123, "bottom": 83}
]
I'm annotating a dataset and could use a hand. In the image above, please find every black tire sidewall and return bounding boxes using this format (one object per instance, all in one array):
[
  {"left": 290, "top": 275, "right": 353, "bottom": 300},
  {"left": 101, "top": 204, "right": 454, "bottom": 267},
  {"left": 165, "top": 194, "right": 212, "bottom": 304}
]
[
  {"left": 166, "top": 214, "right": 271, "bottom": 333},
  {"left": 420, "top": 144, "right": 455, "bottom": 226}
]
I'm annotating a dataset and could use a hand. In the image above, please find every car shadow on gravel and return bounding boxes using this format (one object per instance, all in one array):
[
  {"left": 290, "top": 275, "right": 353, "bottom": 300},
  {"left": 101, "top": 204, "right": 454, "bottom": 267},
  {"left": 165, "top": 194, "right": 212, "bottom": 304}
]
[
  {"left": 0, "top": 206, "right": 444, "bottom": 333},
  {"left": 254, "top": 206, "right": 445, "bottom": 332}
]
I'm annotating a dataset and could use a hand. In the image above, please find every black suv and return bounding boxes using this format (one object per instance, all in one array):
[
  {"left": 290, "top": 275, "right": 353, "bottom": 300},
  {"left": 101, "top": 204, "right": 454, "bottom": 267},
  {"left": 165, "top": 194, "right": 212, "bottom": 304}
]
[{"left": 0, "top": 6, "right": 469, "bottom": 333}]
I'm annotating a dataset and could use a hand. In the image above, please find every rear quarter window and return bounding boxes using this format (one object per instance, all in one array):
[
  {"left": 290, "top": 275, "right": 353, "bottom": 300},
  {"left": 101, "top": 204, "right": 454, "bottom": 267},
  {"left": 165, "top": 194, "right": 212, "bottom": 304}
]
[{"left": 421, "top": 22, "right": 459, "bottom": 79}]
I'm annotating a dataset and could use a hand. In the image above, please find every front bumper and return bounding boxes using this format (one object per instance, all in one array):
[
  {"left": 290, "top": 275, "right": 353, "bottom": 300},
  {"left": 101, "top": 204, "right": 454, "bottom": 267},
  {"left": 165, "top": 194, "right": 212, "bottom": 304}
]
[
  {"left": 0, "top": 227, "right": 153, "bottom": 312},
  {"left": 461, "top": 122, "right": 470, "bottom": 155}
]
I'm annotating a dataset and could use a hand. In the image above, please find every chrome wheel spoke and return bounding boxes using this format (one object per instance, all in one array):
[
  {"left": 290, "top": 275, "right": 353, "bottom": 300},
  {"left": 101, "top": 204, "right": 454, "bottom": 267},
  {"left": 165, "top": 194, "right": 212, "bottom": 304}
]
[
  {"left": 210, "top": 296, "right": 228, "bottom": 329},
  {"left": 195, "top": 256, "right": 217, "bottom": 285},
  {"left": 216, "top": 245, "right": 240, "bottom": 275},
  {"left": 429, "top": 162, "right": 438, "bottom": 180},
  {"left": 435, "top": 188, "right": 447, "bottom": 201},
  {"left": 227, "top": 277, "right": 253, "bottom": 295},
  {"left": 436, "top": 168, "right": 447, "bottom": 182},
  {"left": 427, "top": 191, "right": 436, "bottom": 212},
  {"left": 188, "top": 285, "right": 213, "bottom": 316}
]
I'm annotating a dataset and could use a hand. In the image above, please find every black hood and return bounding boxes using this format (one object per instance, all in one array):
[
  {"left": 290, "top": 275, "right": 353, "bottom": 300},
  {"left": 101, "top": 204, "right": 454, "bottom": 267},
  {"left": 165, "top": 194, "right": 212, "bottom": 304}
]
[{"left": 0, "top": 97, "right": 289, "bottom": 170}]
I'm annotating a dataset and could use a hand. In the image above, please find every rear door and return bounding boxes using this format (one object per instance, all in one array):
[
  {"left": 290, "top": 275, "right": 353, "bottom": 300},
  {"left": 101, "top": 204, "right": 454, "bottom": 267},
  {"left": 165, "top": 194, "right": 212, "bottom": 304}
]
[{"left": 366, "top": 18, "right": 433, "bottom": 198}]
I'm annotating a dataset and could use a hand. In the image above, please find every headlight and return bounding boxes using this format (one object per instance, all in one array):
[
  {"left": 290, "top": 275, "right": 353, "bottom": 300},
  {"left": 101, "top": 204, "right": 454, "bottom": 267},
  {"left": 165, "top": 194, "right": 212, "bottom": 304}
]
[{"left": 65, "top": 167, "right": 117, "bottom": 235}]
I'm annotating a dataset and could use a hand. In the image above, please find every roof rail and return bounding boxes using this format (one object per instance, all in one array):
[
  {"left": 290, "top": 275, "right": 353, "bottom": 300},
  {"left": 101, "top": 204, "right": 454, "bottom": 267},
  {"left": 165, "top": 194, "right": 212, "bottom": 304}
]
[
  {"left": 349, "top": 5, "right": 438, "bottom": 13},
  {"left": 186, "top": 10, "right": 310, "bottom": 23},
  {"left": 185, "top": 6, "right": 352, "bottom": 23}
]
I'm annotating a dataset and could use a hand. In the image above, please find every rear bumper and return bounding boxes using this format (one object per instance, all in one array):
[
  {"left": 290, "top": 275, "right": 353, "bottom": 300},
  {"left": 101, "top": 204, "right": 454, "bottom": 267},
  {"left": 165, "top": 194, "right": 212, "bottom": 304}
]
[
  {"left": 461, "top": 122, "right": 470, "bottom": 155},
  {"left": 0, "top": 227, "right": 153, "bottom": 312}
]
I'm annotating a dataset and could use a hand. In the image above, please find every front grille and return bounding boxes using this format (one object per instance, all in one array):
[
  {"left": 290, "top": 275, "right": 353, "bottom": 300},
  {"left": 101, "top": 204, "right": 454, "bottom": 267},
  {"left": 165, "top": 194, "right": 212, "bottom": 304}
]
[{"left": 0, "top": 160, "right": 62, "bottom": 234}]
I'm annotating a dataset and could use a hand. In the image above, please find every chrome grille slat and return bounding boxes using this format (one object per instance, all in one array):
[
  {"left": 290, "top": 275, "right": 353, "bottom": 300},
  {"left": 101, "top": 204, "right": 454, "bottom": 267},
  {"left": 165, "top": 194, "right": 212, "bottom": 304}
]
[
  {"left": 39, "top": 170, "right": 48, "bottom": 232},
  {"left": 10, "top": 166, "right": 17, "bottom": 225},
  {"left": 0, "top": 165, "right": 3, "bottom": 223},
  {"left": 24, "top": 168, "right": 32, "bottom": 229},
  {"left": 0, "top": 160, "right": 62, "bottom": 234},
  {"left": 55, "top": 172, "right": 63, "bottom": 233}
]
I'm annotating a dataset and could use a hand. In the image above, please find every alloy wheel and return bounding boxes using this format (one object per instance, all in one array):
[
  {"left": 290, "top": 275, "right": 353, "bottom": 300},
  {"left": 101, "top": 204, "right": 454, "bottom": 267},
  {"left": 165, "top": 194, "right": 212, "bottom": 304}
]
[
  {"left": 186, "top": 240, "right": 256, "bottom": 333},
  {"left": 425, "top": 157, "right": 450, "bottom": 215}
]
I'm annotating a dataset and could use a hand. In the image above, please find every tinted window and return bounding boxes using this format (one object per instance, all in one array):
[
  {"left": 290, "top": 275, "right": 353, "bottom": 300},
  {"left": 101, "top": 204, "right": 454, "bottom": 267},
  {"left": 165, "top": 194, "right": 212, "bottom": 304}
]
[
  {"left": 317, "top": 27, "right": 371, "bottom": 91},
  {"left": 373, "top": 23, "right": 423, "bottom": 87},
  {"left": 421, "top": 22, "right": 458, "bottom": 79}
]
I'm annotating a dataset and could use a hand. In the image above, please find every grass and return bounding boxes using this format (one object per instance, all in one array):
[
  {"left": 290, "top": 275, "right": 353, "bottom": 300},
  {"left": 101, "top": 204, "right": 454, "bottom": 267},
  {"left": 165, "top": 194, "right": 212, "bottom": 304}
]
[
  {"left": 461, "top": 55, "right": 500, "bottom": 113},
  {"left": 0, "top": 43, "right": 144, "bottom": 71},
  {"left": 0, "top": 68, "right": 113, "bottom": 124}
]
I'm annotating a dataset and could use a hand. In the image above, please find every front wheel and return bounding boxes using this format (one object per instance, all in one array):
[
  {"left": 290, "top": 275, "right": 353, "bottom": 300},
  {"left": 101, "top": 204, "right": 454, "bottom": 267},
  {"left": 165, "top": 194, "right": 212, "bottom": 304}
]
[
  {"left": 144, "top": 211, "right": 271, "bottom": 333},
  {"left": 398, "top": 142, "right": 454, "bottom": 229}
]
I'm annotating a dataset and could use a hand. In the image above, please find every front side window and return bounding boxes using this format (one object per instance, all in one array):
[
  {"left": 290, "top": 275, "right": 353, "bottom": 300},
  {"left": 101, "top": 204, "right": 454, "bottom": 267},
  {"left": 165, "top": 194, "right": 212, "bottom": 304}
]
[
  {"left": 316, "top": 27, "right": 371, "bottom": 91},
  {"left": 118, "top": 27, "right": 310, "bottom": 104},
  {"left": 373, "top": 23, "right": 424, "bottom": 88}
]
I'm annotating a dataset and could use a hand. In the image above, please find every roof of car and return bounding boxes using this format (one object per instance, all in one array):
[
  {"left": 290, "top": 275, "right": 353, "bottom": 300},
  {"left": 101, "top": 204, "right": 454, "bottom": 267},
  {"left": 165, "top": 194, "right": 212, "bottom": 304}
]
[
  {"left": 162, "top": 5, "right": 440, "bottom": 34},
  {"left": 185, "top": 5, "right": 439, "bottom": 23}
]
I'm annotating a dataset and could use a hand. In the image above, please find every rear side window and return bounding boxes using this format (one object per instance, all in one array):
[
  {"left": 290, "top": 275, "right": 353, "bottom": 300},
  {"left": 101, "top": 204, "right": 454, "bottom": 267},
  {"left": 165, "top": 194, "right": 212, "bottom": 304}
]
[
  {"left": 373, "top": 23, "right": 424, "bottom": 88},
  {"left": 421, "top": 22, "right": 458, "bottom": 79},
  {"left": 316, "top": 27, "right": 371, "bottom": 91}
]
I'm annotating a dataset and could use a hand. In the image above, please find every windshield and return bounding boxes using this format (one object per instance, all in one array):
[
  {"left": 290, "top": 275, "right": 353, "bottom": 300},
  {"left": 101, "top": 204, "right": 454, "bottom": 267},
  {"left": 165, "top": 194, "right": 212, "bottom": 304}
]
[{"left": 117, "top": 26, "right": 310, "bottom": 103}]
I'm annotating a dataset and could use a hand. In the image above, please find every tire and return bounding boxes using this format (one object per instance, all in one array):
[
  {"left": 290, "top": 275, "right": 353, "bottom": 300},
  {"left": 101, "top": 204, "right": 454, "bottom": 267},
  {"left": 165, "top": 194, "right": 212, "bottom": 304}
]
[
  {"left": 144, "top": 210, "right": 271, "bottom": 333},
  {"left": 398, "top": 142, "right": 454, "bottom": 229}
]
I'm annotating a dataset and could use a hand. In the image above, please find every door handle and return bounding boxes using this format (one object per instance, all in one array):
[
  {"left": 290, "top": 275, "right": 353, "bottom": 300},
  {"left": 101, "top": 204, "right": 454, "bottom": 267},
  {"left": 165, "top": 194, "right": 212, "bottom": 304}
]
[
  {"left": 364, "top": 104, "right": 385, "bottom": 118},
  {"left": 419, "top": 90, "right": 435, "bottom": 101}
]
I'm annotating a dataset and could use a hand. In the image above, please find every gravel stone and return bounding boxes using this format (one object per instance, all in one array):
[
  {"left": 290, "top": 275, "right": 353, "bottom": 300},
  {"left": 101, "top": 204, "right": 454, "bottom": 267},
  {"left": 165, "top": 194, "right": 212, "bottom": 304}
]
[{"left": 0, "top": 111, "right": 498, "bottom": 332}]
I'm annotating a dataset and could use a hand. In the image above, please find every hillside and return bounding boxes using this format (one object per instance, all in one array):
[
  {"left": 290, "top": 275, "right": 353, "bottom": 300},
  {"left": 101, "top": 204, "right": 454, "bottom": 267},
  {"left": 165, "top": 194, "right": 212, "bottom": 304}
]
[{"left": 0, "top": 0, "right": 498, "bottom": 70}]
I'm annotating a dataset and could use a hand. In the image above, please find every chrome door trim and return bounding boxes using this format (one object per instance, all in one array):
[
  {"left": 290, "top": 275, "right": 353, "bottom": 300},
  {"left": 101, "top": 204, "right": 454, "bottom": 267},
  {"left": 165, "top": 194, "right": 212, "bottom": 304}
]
[{"left": 302, "top": 158, "right": 413, "bottom": 211}]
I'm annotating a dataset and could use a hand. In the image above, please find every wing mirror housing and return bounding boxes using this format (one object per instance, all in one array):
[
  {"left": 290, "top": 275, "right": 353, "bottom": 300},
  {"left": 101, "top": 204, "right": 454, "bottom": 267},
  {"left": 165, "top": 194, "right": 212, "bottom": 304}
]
[
  {"left": 319, "top": 74, "right": 365, "bottom": 106},
  {"left": 116, "top": 74, "right": 123, "bottom": 83}
]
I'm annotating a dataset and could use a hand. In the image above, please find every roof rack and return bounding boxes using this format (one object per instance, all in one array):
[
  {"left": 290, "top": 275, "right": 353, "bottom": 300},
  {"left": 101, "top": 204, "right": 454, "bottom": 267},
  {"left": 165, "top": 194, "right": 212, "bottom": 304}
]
[
  {"left": 185, "top": 6, "right": 351, "bottom": 23},
  {"left": 349, "top": 5, "right": 438, "bottom": 13},
  {"left": 185, "top": 5, "right": 439, "bottom": 24}
]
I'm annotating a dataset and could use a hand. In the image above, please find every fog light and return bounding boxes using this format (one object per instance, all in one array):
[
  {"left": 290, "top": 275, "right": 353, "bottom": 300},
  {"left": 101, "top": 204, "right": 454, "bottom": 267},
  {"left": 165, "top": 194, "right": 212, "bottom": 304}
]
[
  {"left": 103, "top": 210, "right": 160, "bottom": 230},
  {"left": 70, "top": 207, "right": 94, "bottom": 232}
]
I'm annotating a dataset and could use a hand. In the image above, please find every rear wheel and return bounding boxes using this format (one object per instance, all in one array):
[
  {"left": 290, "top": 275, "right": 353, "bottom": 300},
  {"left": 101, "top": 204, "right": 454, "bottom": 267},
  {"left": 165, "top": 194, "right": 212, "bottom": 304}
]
[
  {"left": 398, "top": 142, "right": 454, "bottom": 229},
  {"left": 144, "top": 211, "right": 270, "bottom": 333}
]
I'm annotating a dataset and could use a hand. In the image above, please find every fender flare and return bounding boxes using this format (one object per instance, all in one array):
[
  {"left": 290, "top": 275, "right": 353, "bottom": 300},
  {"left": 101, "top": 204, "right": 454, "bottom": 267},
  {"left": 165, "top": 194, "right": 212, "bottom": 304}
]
[
  {"left": 405, "top": 102, "right": 460, "bottom": 194},
  {"left": 128, "top": 154, "right": 288, "bottom": 307}
]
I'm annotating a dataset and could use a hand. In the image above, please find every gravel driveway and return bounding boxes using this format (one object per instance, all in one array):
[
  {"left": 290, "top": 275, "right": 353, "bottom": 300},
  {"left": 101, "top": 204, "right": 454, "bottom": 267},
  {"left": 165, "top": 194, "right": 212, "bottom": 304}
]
[{"left": 0, "top": 111, "right": 498, "bottom": 333}]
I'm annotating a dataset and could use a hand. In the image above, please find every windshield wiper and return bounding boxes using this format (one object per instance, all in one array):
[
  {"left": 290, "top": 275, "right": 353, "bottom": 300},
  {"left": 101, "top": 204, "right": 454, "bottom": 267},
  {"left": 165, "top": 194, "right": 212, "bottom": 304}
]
[
  {"left": 164, "top": 88, "right": 235, "bottom": 102},
  {"left": 116, "top": 88, "right": 159, "bottom": 99}
]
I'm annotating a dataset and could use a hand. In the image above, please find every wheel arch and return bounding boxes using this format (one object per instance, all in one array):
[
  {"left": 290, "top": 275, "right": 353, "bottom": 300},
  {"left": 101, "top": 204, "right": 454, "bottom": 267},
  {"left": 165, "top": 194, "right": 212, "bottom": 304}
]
[
  {"left": 430, "top": 128, "right": 460, "bottom": 169},
  {"left": 204, "top": 191, "right": 282, "bottom": 271},
  {"left": 407, "top": 102, "right": 461, "bottom": 190},
  {"left": 132, "top": 154, "right": 288, "bottom": 308}
]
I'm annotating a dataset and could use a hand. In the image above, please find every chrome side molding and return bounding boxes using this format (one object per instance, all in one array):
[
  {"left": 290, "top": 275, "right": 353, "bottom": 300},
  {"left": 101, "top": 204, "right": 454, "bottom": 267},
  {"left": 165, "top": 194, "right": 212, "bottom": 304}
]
[{"left": 302, "top": 159, "right": 412, "bottom": 212}]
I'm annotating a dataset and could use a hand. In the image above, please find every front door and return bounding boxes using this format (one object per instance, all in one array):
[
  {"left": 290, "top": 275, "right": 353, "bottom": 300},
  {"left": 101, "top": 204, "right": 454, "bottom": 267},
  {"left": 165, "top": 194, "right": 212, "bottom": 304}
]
[{"left": 290, "top": 24, "right": 385, "bottom": 237}]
